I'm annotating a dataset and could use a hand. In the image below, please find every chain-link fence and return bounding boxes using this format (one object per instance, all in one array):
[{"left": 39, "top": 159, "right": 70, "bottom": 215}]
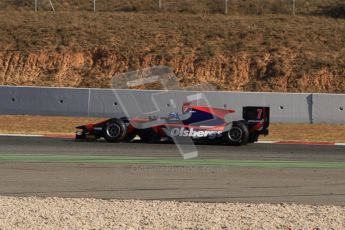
[{"left": 0, "top": 0, "right": 343, "bottom": 17}]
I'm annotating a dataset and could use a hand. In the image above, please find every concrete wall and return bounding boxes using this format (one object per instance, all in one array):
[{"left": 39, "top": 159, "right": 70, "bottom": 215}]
[
  {"left": 0, "top": 86, "right": 89, "bottom": 117},
  {"left": 313, "top": 93, "right": 345, "bottom": 124},
  {"left": 0, "top": 85, "right": 344, "bottom": 123}
]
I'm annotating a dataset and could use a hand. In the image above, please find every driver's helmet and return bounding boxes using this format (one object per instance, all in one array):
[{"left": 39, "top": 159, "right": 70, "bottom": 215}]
[{"left": 168, "top": 112, "right": 180, "bottom": 120}]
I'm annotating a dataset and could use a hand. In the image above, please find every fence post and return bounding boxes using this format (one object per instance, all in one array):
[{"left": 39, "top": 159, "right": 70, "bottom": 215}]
[
  {"left": 158, "top": 0, "right": 162, "bottom": 10},
  {"left": 93, "top": 0, "right": 96, "bottom": 12},
  {"left": 292, "top": 0, "right": 296, "bottom": 15},
  {"left": 48, "top": 0, "right": 55, "bottom": 12},
  {"left": 34, "top": 0, "right": 37, "bottom": 11},
  {"left": 224, "top": 0, "right": 228, "bottom": 14}
]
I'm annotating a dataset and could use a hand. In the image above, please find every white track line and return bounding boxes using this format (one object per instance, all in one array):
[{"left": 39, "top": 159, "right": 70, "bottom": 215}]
[
  {"left": 256, "top": 141, "right": 278, "bottom": 144},
  {"left": 0, "top": 133, "right": 43, "bottom": 137},
  {"left": 335, "top": 143, "right": 345, "bottom": 146}
]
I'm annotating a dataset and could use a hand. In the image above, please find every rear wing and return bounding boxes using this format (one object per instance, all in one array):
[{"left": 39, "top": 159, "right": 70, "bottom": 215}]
[{"left": 242, "top": 106, "right": 270, "bottom": 131}]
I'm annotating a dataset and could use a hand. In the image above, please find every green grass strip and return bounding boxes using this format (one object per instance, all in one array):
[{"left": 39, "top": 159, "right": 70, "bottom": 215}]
[{"left": 0, "top": 154, "right": 345, "bottom": 169}]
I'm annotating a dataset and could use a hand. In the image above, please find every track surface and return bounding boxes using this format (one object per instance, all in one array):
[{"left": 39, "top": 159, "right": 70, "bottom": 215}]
[{"left": 1, "top": 136, "right": 345, "bottom": 205}]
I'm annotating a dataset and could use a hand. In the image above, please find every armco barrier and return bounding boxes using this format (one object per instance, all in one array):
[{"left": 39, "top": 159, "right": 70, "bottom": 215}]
[{"left": 0, "top": 85, "right": 344, "bottom": 123}]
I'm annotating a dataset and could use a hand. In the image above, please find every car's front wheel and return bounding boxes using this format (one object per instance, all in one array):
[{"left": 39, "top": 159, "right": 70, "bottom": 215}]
[
  {"left": 224, "top": 121, "right": 249, "bottom": 146},
  {"left": 102, "top": 119, "right": 127, "bottom": 143}
]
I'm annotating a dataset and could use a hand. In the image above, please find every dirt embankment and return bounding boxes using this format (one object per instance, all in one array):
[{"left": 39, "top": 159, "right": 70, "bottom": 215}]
[
  {"left": 1, "top": 49, "right": 344, "bottom": 92},
  {"left": 0, "top": 12, "right": 344, "bottom": 92}
]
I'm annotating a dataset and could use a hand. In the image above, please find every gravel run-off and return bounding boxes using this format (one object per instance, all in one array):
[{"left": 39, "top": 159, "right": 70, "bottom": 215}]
[{"left": 0, "top": 196, "right": 344, "bottom": 229}]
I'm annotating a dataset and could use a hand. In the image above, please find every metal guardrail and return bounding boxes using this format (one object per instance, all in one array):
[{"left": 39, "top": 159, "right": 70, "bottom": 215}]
[{"left": 0, "top": 86, "right": 344, "bottom": 123}]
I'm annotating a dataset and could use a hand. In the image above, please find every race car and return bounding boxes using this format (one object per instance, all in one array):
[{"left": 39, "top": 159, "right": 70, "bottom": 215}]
[{"left": 76, "top": 103, "right": 269, "bottom": 145}]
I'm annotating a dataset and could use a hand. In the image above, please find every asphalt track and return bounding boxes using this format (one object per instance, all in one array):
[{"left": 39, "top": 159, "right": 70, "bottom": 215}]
[{"left": 1, "top": 136, "right": 345, "bottom": 205}]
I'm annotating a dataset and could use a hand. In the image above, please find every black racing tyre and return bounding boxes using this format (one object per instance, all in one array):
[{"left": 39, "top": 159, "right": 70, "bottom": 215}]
[
  {"left": 224, "top": 121, "right": 249, "bottom": 146},
  {"left": 102, "top": 118, "right": 127, "bottom": 143}
]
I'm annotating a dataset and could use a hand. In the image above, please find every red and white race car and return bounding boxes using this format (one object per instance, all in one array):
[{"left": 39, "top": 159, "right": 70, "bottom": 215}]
[{"left": 76, "top": 103, "right": 269, "bottom": 145}]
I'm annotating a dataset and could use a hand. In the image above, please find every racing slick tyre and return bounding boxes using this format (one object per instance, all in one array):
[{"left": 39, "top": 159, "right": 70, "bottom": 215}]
[
  {"left": 102, "top": 118, "right": 127, "bottom": 143},
  {"left": 224, "top": 121, "right": 249, "bottom": 146}
]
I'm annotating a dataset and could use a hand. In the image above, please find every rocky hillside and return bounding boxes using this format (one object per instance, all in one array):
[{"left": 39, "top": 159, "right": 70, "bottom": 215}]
[{"left": 0, "top": 11, "right": 344, "bottom": 92}]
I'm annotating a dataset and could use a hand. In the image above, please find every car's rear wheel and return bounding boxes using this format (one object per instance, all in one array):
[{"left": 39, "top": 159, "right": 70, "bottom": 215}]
[
  {"left": 224, "top": 121, "right": 249, "bottom": 146},
  {"left": 102, "top": 119, "right": 127, "bottom": 143}
]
